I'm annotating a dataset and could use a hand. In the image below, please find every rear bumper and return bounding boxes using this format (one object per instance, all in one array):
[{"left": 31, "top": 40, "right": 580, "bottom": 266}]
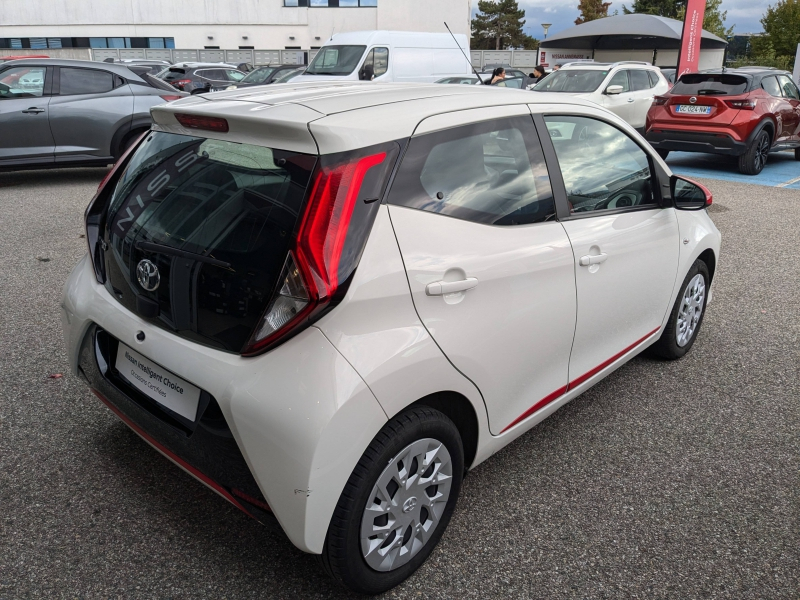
[
  {"left": 646, "top": 129, "right": 747, "bottom": 156},
  {"left": 61, "top": 254, "right": 387, "bottom": 554}
]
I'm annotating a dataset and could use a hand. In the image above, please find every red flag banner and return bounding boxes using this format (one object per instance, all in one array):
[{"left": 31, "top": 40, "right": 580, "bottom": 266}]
[{"left": 677, "top": 0, "right": 707, "bottom": 78}]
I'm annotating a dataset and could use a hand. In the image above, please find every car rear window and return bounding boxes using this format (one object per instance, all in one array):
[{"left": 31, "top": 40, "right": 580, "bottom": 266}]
[
  {"left": 532, "top": 69, "right": 609, "bottom": 93},
  {"left": 162, "top": 68, "right": 187, "bottom": 82},
  {"left": 672, "top": 74, "right": 750, "bottom": 96},
  {"left": 103, "top": 131, "right": 317, "bottom": 353}
]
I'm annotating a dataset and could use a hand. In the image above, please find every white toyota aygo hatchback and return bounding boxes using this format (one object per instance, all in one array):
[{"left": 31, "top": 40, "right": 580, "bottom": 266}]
[{"left": 62, "top": 82, "right": 721, "bottom": 594}]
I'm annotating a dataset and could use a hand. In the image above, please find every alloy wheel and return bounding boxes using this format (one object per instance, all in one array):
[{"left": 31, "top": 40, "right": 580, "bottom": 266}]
[
  {"left": 754, "top": 133, "right": 770, "bottom": 171},
  {"left": 676, "top": 273, "right": 706, "bottom": 347},
  {"left": 360, "top": 438, "right": 453, "bottom": 572}
]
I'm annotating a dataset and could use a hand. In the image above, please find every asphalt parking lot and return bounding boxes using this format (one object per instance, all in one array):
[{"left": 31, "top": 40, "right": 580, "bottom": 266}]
[{"left": 1, "top": 167, "right": 798, "bottom": 599}]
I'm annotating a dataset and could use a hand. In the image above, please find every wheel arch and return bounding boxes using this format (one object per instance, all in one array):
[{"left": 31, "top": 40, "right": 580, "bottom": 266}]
[
  {"left": 697, "top": 248, "right": 716, "bottom": 283},
  {"left": 747, "top": 116, "right": 776, "bottom": 147},
  {"left": 410, "top": 391, "right": 479, "bottom": 470}
]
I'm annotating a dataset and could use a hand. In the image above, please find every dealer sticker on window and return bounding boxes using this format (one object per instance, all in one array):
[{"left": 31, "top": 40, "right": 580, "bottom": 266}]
[{"left": 115, "top": 343, "right": 201, "bottom": 421}]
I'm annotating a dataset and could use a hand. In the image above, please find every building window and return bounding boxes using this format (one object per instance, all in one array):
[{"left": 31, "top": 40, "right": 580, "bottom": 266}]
[
  {"left": 284, "top": 0, "right": 376, "bottom": 5},
  {"left": 0, "top": 37, "right": 175, "bottom": 49}
]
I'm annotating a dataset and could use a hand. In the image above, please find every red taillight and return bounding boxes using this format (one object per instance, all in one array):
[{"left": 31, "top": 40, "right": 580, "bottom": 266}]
[
  {"left": 297, "top": 152, "right": 387, "bottom": 297},
  {"left": 725, "top": 99, "right": 757, "bottom": 110},
  {"left": 174, "top": 113, "right": 229, "bottom": 132},
  {"left": 242, "top": 151, "right": 388, "bottom": 355},
  {"left": 160, "top": 95, "right": 183, "bottom": 102},
  {"left": 652, "top": 96, "right": 669, "bottom": 106},
  {"left": 172, "top": 79, "right": 191, "bottom": 89}
]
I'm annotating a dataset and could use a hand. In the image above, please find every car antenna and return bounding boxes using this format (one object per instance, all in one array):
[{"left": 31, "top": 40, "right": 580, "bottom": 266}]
[{"left": 445, "top": 21, "right": 487, "bottom": 84}]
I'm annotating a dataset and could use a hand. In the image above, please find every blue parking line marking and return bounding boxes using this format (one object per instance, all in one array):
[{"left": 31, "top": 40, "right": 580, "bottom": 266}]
[{"left": 666, "top": 151, "right": 799, "bottom": 188}]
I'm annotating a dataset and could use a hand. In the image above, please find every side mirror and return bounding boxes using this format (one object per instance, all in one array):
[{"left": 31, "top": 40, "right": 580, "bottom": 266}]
[
  {"left": 671, "top": 175, "right": 712, "bottom": 210},
  {"left": 606, "top": 85, "right": 624, "bottom": 95}
]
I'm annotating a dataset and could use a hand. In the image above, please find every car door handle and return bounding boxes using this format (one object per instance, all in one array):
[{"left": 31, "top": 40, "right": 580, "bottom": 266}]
[
  {"left": 22, "top": 107, "right": 45, "bottom": 114},
  {"left": 627, "top": 98, "right": 635, "bottom": 103},
  {"left": 579, "top": 253, "right": 608, "bottom": 266},
  {"left": 426, "top": 278, "right": 479, "bottom": 296}
]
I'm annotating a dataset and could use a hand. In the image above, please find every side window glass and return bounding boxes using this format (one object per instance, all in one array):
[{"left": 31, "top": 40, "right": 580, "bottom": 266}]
[
  {"left": 373, "top": 47, "right": 389, "bottom": 77},
  {"left": 607, "top": 70, "right": 630, "bottom": 93},
  {"left": 387, "top": 116, "right": 555, "bottom": 226},
  {"left": 0, "top": 66, "right": 46, "bottom": 98},
  {"left": 630, "top": 69, "right": 651, "bottom": 91},
  {"left": 60, "top": 68, "right": 114, "bottom": 95},
  {"left": 647, "top": 70, "right": 660, "bottom": 88},
  {"left": 359, "top": 49, "right": 375, "bottom": 80},
  {"left": 544, "top": 115, "right": 656, "bottom": 214},
  {"left": 778, "top": 75, "right": 800, "bottom": 100},
  {"left": 761, "top": 76, "right": 782, "bottom": 98},
  {"left": 225, "top": 70, "right": 245, "bottom": 81}
]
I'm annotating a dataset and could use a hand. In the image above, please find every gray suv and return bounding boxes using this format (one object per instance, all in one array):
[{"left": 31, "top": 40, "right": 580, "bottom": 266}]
[{"left": 0, "top": 59, "right": 187, "bottom": 171}]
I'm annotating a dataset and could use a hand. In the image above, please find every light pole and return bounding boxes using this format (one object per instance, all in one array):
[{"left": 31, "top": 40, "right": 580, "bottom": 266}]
[{"left": 542, "top": 23, "right": 551, "bottom": 40}]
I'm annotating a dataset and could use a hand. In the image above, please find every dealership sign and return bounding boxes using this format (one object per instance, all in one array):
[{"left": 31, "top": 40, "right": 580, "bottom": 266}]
[
  {"left": 677, "top": 0, "right": 707, "bottom": 77},
  {"left": 538, "top": 48, "right": 593, "bottom": 69}
]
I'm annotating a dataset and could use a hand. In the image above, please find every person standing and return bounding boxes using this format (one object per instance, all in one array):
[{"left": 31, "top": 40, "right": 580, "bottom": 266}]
[
  {"left": 489, "top": 67, "right": 506, "bottom": 85},
  {"left": 526, "top": 66, "right": 547, "bottom": 89}
]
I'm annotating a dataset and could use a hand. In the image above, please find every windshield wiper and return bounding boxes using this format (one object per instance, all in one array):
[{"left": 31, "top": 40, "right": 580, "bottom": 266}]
[{"left": 135, "top": 242, "right": 231, "bottom": 268}]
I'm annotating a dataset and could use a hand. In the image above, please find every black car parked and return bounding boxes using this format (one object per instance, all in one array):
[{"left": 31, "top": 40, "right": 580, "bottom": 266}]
[{"left": 159, "top": 63, "right": 246, "bottom": 94}]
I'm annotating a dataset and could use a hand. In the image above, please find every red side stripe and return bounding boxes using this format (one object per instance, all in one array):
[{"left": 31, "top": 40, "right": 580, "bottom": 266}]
[
  {"left": 567, "top": 327, "right": 660, "bottom": 390},
  {"left": 499, "top": 327, "right": 661, "bottom": 434},
  {"left": 91, "top": 389, "right": 264, "bottom": 519},
  {"left": 500, "top": 385, "right": 568, "bottom": 433}
]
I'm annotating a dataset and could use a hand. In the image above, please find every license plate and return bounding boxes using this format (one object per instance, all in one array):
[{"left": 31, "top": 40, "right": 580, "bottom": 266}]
[
  {"left": 676, "top": 105, "right": 712, "bottom": 114},
  {"left": 115, "top": 343, "right": 201, "bottom": 421}
]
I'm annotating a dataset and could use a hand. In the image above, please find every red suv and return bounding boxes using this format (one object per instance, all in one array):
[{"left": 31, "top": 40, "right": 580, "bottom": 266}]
[{"left": 646, "top": 68, "right": 800, "bottom": 175}]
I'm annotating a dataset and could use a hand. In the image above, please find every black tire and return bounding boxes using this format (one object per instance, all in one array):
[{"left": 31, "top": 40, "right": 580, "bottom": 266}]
[
  {"left": 320, "top": 407, "right": 464, "bottom": 595},
  {"left": 650, "top": 259, "right": 710, "bottom": 360},
  {"left": 738, "top": 130, "right": 771, "bottom": 175},
  {"left": 656, "top": 149, "right": 670, "bottom": 160}
]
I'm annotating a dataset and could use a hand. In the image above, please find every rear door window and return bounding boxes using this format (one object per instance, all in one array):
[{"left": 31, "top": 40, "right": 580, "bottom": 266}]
[
  {"left": 672, "top": 74, "right": 749, "bottom": 96},
  {"left": 647, "top": 70, "right": 661, "bottom": 88},
  {"left": 761, "top": 76, "right": 782, "bottom": 97},
  {"left": 59, "top": 68, "right": 114, "bottom": 95},
  {"left": 225, "top": 69, "right": 246, "bottom": 81},
  {"left": 387, "top": 116, "right": 555, "bottom": 226},
  {"left": 630, "top": 69, "right": 652, "bottom": 91}
]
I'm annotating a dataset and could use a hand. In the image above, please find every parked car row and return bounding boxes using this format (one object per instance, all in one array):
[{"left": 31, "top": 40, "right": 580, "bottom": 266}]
[{"left": 0, "top": 58, "right": 186, "bottom": 171}]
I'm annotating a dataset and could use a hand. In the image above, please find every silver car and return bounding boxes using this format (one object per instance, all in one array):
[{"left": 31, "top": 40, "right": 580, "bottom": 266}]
[{"left": 0, "top": 59, "right": 187, "bottom": 171}]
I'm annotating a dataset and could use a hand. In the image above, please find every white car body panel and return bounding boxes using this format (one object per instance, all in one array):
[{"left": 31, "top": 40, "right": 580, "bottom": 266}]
[
  {"left": 561, "top": 208, "right": 680, "bottom": 382},
  {"left": 316, "top": 206, "right": 490, "bottom": 437},
  {"left": 61, "top": 256, "right": 389, "bottom": 554},
  {"left": 61, "top": 82, "right": 722, "bottom": 561},
  {"left": 389, "top": 205, "right": 577, "bottom": 435}
]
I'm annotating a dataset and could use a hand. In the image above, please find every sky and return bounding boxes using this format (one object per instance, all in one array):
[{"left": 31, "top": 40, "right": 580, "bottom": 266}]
[{"left": 471, "top": 0, "right": 774, "bottom": 39}]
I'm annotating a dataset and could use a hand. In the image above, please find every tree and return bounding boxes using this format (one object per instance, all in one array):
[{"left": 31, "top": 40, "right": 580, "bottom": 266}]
[
  {"left": 623, "top": 0, "right": 733, "bottom": 39},
  {"left": 576, "top": 0, "right": 613, "bottom": 24},
  {"left": 471, "top": 0, "right": 540, "bottom": 50},
  {"left": 760, "top": 0, "right": 800, "bottom": 59}
]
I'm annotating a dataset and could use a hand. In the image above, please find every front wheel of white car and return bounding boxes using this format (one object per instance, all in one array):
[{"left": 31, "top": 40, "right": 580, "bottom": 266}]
[
  {"left": 650, "top": 259, "right": 710, "bottom": 360},
  {"left": 321, "top": 407, "right": 464, "bottom": 595}
]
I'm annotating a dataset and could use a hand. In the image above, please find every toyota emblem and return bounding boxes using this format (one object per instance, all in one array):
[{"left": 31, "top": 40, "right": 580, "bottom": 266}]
[
  {"left": 689, "top": 96, "right": 697, "bottom": 104},
  {"left": 137, "top": 259, "right": 160, "bottom": 292}
]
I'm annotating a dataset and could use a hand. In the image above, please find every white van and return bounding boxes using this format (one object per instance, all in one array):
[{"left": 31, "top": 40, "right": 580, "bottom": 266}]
[{"left": 293, "top": 30, "right": 472, "bottom": 84}]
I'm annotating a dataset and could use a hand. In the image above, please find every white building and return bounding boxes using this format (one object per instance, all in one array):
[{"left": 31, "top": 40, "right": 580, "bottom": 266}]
[{"left": 0, "top": 0, "right": 471, "bottom": 52}]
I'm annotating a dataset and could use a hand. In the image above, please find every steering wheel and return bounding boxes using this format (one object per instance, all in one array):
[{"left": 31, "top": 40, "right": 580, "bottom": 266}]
[{"left": 593, "top": 190, "right": 641, "bottom": 210}]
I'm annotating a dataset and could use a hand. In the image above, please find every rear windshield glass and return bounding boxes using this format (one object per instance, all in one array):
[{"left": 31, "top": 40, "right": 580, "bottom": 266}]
[
  {"left": 240, "top": 67, "right": 277, "bottom": 84},
  {"left": 104, "top": 132, "right": 316, "bottom": 352},
  {"left": 161, "top": 68, "right": 187, "bottom": 82},
  {"left": 532, "top": 69, "right": 609, "bottom": 93},
  {"left": 306, "top": 45, "right": 366, "bottom": 76},
  {"left": 672, "top": 74, "right": 750, "bottom": 96}
]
